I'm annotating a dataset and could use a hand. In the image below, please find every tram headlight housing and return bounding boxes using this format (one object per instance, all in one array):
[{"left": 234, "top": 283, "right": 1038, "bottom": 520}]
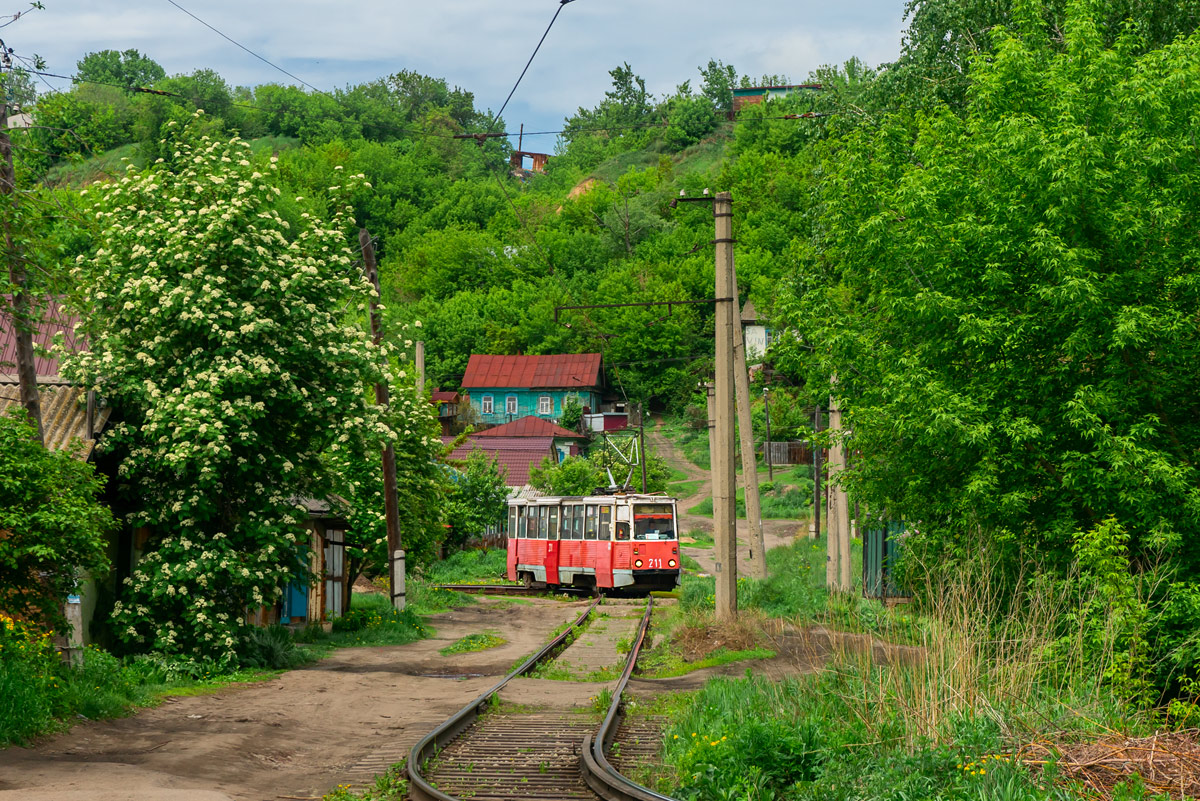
[
  {"left": 668, "top": 559, "right": 677, "bottom": 568},
  {"left": 634, "top": 559, "right": 643, "bottom": 568}
]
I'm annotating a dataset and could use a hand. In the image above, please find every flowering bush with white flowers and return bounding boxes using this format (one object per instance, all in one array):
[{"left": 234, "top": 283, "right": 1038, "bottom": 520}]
[{"left": 63, "top": 114, "right": 397, "bottom": 662}]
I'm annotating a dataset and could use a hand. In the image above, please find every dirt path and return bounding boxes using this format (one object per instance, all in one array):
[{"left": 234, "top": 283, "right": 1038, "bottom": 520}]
[
  {"left": 645, "top": 419, "right": 808, "bottom": 577},
  {"left": 0, "top": 597, "right": 587, "bottom": 801}
]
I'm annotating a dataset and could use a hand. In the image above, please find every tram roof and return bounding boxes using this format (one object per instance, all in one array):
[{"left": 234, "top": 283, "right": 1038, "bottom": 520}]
[{"left": 509, "top": 493, "right": 676, "bottom": 504}]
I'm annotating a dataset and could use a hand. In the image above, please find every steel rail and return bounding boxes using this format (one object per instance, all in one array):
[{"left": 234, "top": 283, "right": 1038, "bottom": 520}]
[
  {"left": 406, "top": 598, "right": 599, "bottom": 801},
  {"left": 581, "top": 597, "right": 680, "bottom": 801},
  {"left": 430, "top": 583, "right": 541, "bottom": 597}
]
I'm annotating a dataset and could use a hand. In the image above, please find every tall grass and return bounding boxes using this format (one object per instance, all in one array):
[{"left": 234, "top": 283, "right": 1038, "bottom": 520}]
[{"left": 661, "top": 556, "right": 1139, "bottom": 801}]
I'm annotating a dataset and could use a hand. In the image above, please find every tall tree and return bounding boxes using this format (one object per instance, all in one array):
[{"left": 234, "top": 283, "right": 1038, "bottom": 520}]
[
  {"left": 75, "top": 49, "right": 165, "bottom": 92},
  {"left": 64, "top": 115, "right": 396, "bottom": 661}
]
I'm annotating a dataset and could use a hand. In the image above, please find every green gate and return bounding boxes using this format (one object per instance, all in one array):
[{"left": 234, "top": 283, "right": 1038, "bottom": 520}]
[{"left": 863, "top": 521, "right": 906, "bottom": 600}]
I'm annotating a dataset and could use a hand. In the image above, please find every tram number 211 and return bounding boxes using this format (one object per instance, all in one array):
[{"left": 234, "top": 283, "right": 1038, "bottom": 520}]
[{"left": 647, "top": 558, "right": 663, "bottom": 569}]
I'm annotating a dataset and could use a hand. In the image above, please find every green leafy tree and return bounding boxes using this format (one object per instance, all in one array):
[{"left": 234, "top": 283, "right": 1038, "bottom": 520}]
[
  {"left": 779, "top": 2, "right": 1200, "bottom": 616},
  {"left": 698, "top": 59, "right": 738, "bottom": 113},
  {"left": 0, "top": 413, "right": 113, "bottom": 630},
  {"left": 559, "top": 394, "right": 583, "bottom": 431},
  {"left": 75, "top": 49, "right": 165, "bottom": 92},
  {"left": 442, "top": 449, "right": 509, "bottom": 551},
  {"left": 328, "top": 345, "right": 447, "bottom": 610},
  {"left": 63, "top": 114, "right": 392, "bottom": 662}
]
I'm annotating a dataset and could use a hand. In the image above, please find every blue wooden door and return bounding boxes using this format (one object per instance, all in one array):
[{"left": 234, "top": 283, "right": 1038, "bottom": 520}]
[{"left": 281, "top": 581, "right": 308, "bottom": 623}]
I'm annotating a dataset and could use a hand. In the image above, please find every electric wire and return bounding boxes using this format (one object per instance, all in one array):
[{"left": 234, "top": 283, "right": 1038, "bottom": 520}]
[
  {"left": 164, "top": 0, "right": 324, "bottom": 95},
  {"left": 487, "top": 0, "right": 577, "bottom": 132}
]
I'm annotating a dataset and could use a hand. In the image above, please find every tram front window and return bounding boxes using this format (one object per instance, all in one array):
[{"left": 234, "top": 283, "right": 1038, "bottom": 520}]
[{"left": 632, "top": 504, "right": 676, "bottom": 540}]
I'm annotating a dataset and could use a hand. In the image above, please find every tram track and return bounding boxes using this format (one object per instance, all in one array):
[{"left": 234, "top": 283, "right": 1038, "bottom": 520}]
[{"left": 407, "top": 598, "right": 677, "bottom": 801}]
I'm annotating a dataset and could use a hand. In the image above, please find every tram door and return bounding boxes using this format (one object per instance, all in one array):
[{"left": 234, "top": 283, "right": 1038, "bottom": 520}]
[
  {"left": 506, "top": 505, "right": 519, "bottom": 581},
  {"left": 595, "top": 504, "right": 614, "bottom": 588},
  {"left": 543, "top": 505, "right": 560, "bottom": 585}
]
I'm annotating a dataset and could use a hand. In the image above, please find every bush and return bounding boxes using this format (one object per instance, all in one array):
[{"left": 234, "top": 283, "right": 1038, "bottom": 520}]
[{"left": 239, "top": 625, "right": 307, "bottom": 670}]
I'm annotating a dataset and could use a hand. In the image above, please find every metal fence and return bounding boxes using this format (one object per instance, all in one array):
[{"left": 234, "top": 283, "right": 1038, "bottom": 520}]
[{"left": 763, "top": 440, "right": 812, "bottom": 466}]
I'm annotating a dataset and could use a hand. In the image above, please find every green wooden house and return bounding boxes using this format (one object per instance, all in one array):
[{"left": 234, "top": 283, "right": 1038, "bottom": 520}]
[{"left": 460, "top": 353, "right": 603, "bottom": 427}]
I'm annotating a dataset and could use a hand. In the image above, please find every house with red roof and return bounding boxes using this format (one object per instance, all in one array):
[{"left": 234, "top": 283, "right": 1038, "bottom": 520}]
[
  {"left": 444, "top": 415, "right": 590, "bottom": 488},
  {"left": 460, "top": 353, "right": 603, "bottom": 427}
]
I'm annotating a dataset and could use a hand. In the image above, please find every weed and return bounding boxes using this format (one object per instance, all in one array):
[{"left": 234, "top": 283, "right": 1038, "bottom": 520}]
[{"left": 439, "top": 632, "right": 506, "bottom": 656}]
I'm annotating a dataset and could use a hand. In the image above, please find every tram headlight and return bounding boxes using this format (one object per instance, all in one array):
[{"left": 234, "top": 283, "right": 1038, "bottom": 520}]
[
  {"left": 668, "top": 559, "right": 677, "bottom": 568},
  {"left": 634, "top": 559, "right": 643, "bottom": 568}
]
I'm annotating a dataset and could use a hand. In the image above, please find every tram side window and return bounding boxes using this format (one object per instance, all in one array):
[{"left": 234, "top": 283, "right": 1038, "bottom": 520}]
[
  {"left": 573, "top": 506, "right": 584, "bottom": 539},
  {"left": 526, "top": 508, "right": 538, "bottom": 539},
  {"left": 599, "top": 506, "right": 612, "bottom": 540},
  {"left": 508, "top": 507, "right": 518, "bottom": 539},
  {"left": 548, "top": 507, "right": 559, "bottom": 541},
  {"left": 584, "top": 505, "right": 597, "bottom": 540},
  {"left": 538, "top": 507, "right": 548, "bottom": 539},
  {"left": 615, "top": 522, "right": 630, "bottom": 541}
]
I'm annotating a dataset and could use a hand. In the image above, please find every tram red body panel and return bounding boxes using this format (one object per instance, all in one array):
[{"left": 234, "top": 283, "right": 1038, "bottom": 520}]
[{"left": 505, "top": 493, "right": 680, "bottom": 593}]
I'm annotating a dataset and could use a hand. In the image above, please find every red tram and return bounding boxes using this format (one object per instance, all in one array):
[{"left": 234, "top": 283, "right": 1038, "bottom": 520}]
[{"left": 506, "top": 493, "right": 680, "bottom": 593}]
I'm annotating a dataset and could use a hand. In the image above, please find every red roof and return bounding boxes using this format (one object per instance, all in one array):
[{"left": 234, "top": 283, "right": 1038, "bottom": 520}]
[
  {"left": 460, "top": 353, "right": 602, "bottom": 390},
  {"left": 446, "top": 440, "right": 555, "bottom": 486},
  {"left": 474, "top": 416, "right": 585, "bottom": 439},
  {"left": 431, "top": 390, "right": 460, "bottom": 403},
  {"left": 0, "top": 298, "right": 84, "bottom": 382}
]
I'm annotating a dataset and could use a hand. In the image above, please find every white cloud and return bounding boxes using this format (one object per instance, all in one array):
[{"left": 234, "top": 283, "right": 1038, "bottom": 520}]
[{"left": 9, "top": 0, "right": 906, "bottom": 134}]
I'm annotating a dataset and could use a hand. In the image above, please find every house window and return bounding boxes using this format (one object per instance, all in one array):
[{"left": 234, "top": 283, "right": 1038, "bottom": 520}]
[
  {"left": 481, "top": 395, "right": 493, "bottom": 415},
  {"left": 538, "top": 395, "right": 552, "bottom": 415},
  {"left": 506, "top": 395, "right": 518, "bottom": 415}
]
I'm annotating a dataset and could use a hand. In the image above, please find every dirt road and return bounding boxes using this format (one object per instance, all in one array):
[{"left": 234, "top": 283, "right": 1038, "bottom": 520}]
[
  {"left": 644, "top": 420, "right": 808, "bottom": 576},
  {"left": 0, "top": 597, "right": 585, "bottom": 801}
]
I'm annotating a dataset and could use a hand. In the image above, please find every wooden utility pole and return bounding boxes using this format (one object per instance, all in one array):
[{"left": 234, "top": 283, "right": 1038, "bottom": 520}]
[
  {"left": 825, "top": 391, "right": 851, "bottom": 592},
  {"left": 1, "top": 84, "right": 42, "bottom": 443},
  {"left": 731, "top": 278, "right": 767, "bottom": 579},
  {"left": 359, "top": 229, "right": 405, "bottom": 610},
  {"left": 763, "top": 388, "right": 773, "bottom": 482},
  {"left": 712, "top": 191, "right": 738, "bottom": 620},
  {"left": 415, "top": 340, "right": 425, "bottom": 394}
]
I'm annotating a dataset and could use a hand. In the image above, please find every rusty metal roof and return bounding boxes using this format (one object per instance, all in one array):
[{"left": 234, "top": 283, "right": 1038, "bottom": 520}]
[
  {"left": 474, "top": 416, "right": 586, "bottom": 439},
  {"left": 0, "top": 384, "right": 110, "bottom": 460},
  {"left": 0, "top": 298, "right": 84, "bottom": 382},
  {"left": 430, "top": 390, "right": 460, "bottom": 403},
  {"left": 445, "top": 440, "right": 555, "bottom": 486},
  {"left": 460, "top": 353, "right": 602, "bottom": 390}
]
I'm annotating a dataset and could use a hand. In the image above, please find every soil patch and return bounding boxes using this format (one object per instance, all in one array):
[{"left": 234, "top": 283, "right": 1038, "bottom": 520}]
[{"left": 0, "top": 597, "right": 586, "bottom": 801}]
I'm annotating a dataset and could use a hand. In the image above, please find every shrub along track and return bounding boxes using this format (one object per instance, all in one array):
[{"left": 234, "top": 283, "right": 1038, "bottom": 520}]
[{"left": 408, "top": 598, "right": 677, "bottom": 801}]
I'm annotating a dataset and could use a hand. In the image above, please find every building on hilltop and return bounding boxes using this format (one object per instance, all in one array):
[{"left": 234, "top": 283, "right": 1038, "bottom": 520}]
[{"left": 731, "top": 84, "right": 823, "bottom": 115}]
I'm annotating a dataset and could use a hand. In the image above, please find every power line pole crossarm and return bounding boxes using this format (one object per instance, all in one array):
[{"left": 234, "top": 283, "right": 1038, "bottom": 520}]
[{"left": 359, "top": 229, "right": 405, "bottom": 611}]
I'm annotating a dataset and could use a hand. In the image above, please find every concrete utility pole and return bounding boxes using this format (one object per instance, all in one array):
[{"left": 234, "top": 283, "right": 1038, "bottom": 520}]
[
  {"left": 763, "top": 387, "right": 773, "bottom": 482},
  {"left": 732, "top": 277, "right": 767, "bottom": 579},
  {"left": 359, "top": 229, "right": 405, "bottom": 610},
  {"left": 415, "top": 340, "right": 426, "bottom": 394},
  {"left": 638, "top": 403, "right": 648, "bottom": 493},
  {"left": 811, "top": 405, "right": 822, "bottom": 540},
  {"left": 0, "top": 85, "right": 42, "bottom": 443},
  {"left": 712, "top": 191, "right": 738, "bottom": 620},
  {"left": 825, "top": 390, "right": 852, "bottom": 592}
]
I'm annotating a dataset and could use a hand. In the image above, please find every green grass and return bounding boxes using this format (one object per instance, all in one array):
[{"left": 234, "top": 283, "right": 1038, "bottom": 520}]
[
  {"left": 439, "top": 631, "right": 506, "bottom": 656},
  {"left": 688, "top": 484, "right": 812, "bottom": 519},
  {"left": 680, "top": 528, "right": 714, "bottom": 549},
  {"left": 423, "top": 548, "right": 511, "bottom": 584},
  {"left": 324, "top": 758, "right": 408, "bottom": 800},
  {"left": 640, "top": 645, "right": 776, "bottom": 678},
  {"left": 667, "top": 479, "right": 703, "bottom": 498},
  {"left": 299, "top": 592, "right": 435, "bottom": 649}
]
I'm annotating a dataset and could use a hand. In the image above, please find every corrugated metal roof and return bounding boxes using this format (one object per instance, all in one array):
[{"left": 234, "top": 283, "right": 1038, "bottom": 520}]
[
  {"left": 465, "top": 436, "right": 555, "bottom": 451},
  {"left": 0, "top": 384, "right": 110, "bottom": 460},
  {"left": 445, "top": 440, "right": 555, "bottom": 486},
  {"left": 0, "top": 298, "right": 84, "bottom": 382},
  {"left": 430, "top": 390, "right": 460, "bottom": 403},
  {"left": 460, "top": 353, "right": 602, "bottom": 390},
  {"left": 474, "top": 416, "right": 585, "bottom": 439}
]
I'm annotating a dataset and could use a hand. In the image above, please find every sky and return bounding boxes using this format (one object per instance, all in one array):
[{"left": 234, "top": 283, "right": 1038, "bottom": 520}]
[{"left": 6, "top": 0, "right": 909, "bottom": 145}]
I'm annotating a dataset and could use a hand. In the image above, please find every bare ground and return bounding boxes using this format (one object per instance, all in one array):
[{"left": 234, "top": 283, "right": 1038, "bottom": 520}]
[{"left": 0, "top": 597, "right": 586, "bottom": 801}]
